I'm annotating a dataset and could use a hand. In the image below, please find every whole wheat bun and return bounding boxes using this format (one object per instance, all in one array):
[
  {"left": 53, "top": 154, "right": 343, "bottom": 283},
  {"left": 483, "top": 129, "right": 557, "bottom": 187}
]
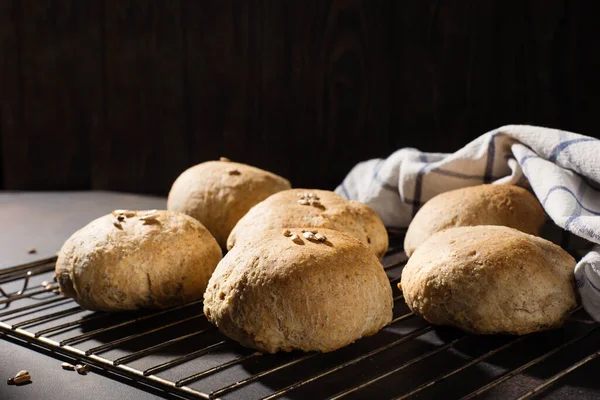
[
  {"left": 56, "top": 210, "right": 222, "bottom": 312},
  {"left": 401, "top": 226, "right": 577, "bottom": 335},
  {"left": 167, "top": 159, "right": 291, "bottom": 248},
  {"left": 404, "top": 184, "right": 546, "bottom": 256},
  {"left": 204, "top": 228, "right": 393, "bottom": 353},
  {"left": 227, "top": 189, "right": 388, "bottom": 259}
]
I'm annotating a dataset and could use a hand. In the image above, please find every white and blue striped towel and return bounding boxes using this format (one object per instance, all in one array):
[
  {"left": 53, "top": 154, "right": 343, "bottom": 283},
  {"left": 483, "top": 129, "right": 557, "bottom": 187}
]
[{"left": 335, "top": 125, "right": 600, "bottom": 321}]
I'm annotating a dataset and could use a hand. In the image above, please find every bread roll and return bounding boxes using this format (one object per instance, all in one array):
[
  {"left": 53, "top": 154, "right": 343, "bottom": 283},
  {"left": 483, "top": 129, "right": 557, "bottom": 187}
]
[
  {"left": 227, "top": 189, "right": 388, "bottom": 259},
  {"left": 401, "top": 226, "right": 577, "bottom": 335},
  {"left": 56, "top": 210, "right": 222, "bottom": 311},
  {"left": 404, "top": 184, "right": 546, "bottom": 256},
  {"left": 204, "top": 228, "right": 393, "bottom": 353},
  {"left": 167, "top": 159, "right": 291, "bottom": 248}
]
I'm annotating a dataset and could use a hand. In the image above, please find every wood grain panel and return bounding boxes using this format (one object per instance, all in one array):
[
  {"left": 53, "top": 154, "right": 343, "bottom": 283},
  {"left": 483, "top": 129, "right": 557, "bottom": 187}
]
[
  {"left": 568, "top": 1, "right": 600, "bottom": 135},
  {"left": 285, "top": 0, "right": 392, "bottom": 189},
  {"left": 100, "top": 0, "right": 188, "bottom": 194},
  {"left": 181, "top": 0, "right": 292, "bottom": 185},
  {"left": 0, "top": 0, "right": 20, "bottom": 189},
  {"left": 389, "top": 0, "right": 576, "bottom": 154},
  {"left": 3, "top": 0, "right": 102, "bottom": 190},
  {"left": 1, "top": 0, "right": 599, "bottom": 193}
]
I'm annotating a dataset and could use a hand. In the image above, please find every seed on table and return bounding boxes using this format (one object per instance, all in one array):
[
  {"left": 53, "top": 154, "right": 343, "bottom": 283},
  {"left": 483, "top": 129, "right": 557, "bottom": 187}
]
[
  {"left": 7, "top": 370, "right": 31, "bottom": 385},
  {"left": 75, "top": 364, "right": 89, "bottom": 375},
  {"left": 61, "top": 362, "right": 75, "bottom": 371}
]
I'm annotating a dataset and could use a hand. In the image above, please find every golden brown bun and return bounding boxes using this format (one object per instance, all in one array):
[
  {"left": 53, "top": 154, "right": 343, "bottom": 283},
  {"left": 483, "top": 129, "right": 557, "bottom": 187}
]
[
  {"left": 56, "top": 210, "right": 222, "bottom": 311},
  {"left": 167, "top": 160, "right": 291, "bottom": 248},
  {"left": 401, "top": 226, "right": 577, "bottom": 335},
  {"left": 404, "top": 184, "right": 546, "bottom": 256},
  {"left": 204, "top": 228, "right": 393, "bottom": 353},
  {"left": 227, "top": 189, "right": 388, "bottom": 259}
]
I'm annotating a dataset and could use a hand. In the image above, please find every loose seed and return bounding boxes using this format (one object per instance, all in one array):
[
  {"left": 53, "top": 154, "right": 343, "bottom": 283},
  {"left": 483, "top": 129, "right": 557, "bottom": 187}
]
[
  {"left": 112, "top": 221, "right": 122, "bottom": 229},
  {"left": 27, "top": 248, "right": 37, "bottom": 254},
  {"left": 112, "top": 210, "right": 136, "bottom": 218},
  {"left": 61, "top": 362, "right": 75, "bottom": 371},
  {"left": 75, "top": 364, "right": 89, "bottom": 375},
  {"left": 290, "top": 233, "right": 301, "bottom": 243},
  {"left": 303, "top": 231, "right": 316, "bottom": 240},
  {"left": 298, "top": 199, "right": 309, "bottom": 205},
  {"left": 40, "top": 281, "right": 49, "bottom": 287},
  {"left": 282, "top": 229, "right": 292, "bottom": 237},
  {"left": 310, "top": 200, "right": 322, "bottom": 207},
  {"left": 139, "top": 214, "right": 158, "bottom": 221},
  {"left": 219, "top": 157, "right": 231, "bottom": 162},
  {"left": 7, "top": 370, "right": 31, "bottom": 385},
  {"left": 315, "top": 233, "right": 327, "bottom": 242}
]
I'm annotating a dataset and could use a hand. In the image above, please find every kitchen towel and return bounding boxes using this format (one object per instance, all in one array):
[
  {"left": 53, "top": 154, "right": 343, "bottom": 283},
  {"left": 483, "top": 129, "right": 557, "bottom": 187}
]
[{"left": 335, "top": 125, "right": 600, "bottom": 320}]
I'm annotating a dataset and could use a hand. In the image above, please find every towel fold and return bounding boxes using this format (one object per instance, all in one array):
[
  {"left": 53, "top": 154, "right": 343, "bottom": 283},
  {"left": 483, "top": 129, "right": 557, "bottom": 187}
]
[{"left": 336, "top": 125, "right": 600, "bottom": 321}]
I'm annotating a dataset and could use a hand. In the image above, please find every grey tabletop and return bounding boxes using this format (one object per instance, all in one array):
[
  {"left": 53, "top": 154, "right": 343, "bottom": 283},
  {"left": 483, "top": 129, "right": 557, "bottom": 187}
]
[{"left": 0, "top": 191, "right": 175, "bottom": 400}]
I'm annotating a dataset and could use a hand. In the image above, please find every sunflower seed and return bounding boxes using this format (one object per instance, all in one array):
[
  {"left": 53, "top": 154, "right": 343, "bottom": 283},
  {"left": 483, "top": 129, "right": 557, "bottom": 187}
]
[
  {"left": 139, "top": 214, "right": 158, "bottom": 221},
  {"left": 315, "top": 233, "right": 327, "bottom": 242},
  {"left": 282, "top": 229, "right": 292, "bottom": 237},
  {"left": 219, "top": 157, "right": 231, "bottom": 162},
  {"left": 303, "top": 231, "right": 316, "bottom": 240},
  {"left": 228, "top": 169, "right": 241, "bottom": 176},
  {"left": 112, "top": 210, "right": 136, "bottom": 218},
  {"left": 27, "top": 248, "right": 37, "bottom": 254},
  {"left": 75, "top": 364, "right": 89, "bottom": 375},
  {"left": 298, "top": 199, "right": 309, "bottom": 205},
  {"left": 7, "top": 370, "right": 31, "bottom": 385},
  {"left": 61, "top": 362, "right": 75, "bottom": 371}
]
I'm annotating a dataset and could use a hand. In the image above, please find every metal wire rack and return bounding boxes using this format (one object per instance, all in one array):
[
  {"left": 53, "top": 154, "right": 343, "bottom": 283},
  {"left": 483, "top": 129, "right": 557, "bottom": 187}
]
[{"left": 1, "top": 239, "right": 600, "bottom": 399}]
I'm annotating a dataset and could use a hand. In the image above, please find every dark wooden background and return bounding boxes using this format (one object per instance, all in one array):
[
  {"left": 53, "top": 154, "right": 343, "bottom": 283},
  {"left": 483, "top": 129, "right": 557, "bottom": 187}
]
[{"left": 1, "top": 0, "right": 599, "bottom": 195}]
